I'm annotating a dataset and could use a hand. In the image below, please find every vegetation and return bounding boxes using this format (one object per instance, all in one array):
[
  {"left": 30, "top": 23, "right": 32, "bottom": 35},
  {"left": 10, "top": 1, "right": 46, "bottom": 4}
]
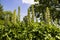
[{"left": 0, "top": 0, "right": 60, "bottom": 40}]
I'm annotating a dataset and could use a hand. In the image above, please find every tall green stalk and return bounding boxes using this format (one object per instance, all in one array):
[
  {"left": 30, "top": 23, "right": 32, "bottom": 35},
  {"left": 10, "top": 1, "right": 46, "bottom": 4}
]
[
  {"left": 45, "top": 7, "right": 51, "bottom": 24},
  {"left": 32, "top": 5, "right": 34, "bottom": 22},
  {"left": 18, "top": 6, "right": 20, "bottom": 22},
  {"left": 12, "top": 9, "right": 16, "bottom": 24},
  {"left": 28, "top": 8, "right": 31, "bottom": 23}
]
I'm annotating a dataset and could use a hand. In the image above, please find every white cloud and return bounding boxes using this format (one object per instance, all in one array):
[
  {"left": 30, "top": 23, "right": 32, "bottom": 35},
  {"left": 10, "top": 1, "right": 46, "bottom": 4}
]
[{"left": 22, "top": 0, "right": 35, "bottom": 4}]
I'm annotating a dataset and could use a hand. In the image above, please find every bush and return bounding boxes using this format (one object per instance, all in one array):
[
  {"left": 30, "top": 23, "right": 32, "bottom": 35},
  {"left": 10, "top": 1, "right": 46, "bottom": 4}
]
[{"left": 0, "top": 22, "right": 60, "bottom": 40}]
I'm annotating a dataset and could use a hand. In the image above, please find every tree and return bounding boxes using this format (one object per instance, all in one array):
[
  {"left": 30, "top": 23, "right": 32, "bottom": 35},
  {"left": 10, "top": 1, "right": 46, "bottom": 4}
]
[{"left": 33, "top": 0, "right": 60, "bottom": 24}]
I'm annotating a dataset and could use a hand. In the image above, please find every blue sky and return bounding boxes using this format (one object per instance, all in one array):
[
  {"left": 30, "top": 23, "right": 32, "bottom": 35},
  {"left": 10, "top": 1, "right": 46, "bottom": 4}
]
[{"left": 0, "top": 0, "right": 34, "bottom": 21}]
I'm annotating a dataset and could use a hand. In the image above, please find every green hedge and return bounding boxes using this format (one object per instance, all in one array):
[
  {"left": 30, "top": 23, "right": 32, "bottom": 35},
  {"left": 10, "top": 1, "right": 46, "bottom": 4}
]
[{"left": 0, "top": 22, "right": 60, "bottom": 40}]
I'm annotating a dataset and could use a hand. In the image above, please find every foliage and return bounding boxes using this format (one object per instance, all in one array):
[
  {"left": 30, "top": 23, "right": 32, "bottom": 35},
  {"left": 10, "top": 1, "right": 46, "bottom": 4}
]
[
  {"left": 33, "top": 0, "right": 60, "bottom": 23},
  {"left": 0, "top": 21, "right": 60, "bottom": 40}
]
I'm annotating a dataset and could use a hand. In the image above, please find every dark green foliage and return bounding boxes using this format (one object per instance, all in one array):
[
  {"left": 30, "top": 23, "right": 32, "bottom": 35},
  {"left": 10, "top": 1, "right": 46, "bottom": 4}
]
[{"left": 33, "top": 0, "right": 60, "bottom": 23}]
